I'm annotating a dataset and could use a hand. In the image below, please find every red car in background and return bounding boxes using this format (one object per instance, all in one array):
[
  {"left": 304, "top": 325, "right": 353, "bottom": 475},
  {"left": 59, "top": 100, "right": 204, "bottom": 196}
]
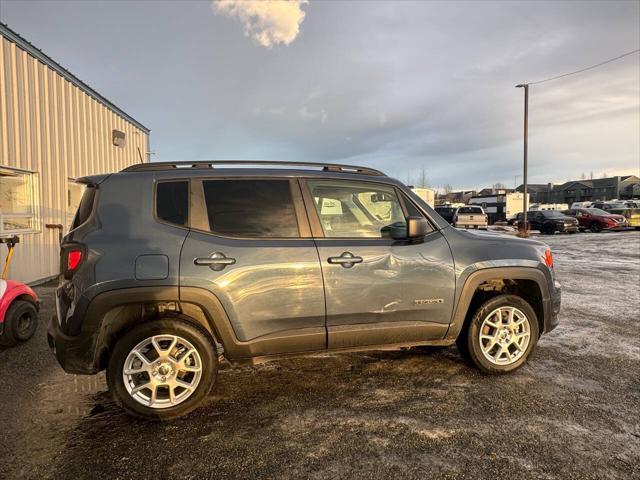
[{"left": 562, "top": 208, "right": 627, "bottom": 233}]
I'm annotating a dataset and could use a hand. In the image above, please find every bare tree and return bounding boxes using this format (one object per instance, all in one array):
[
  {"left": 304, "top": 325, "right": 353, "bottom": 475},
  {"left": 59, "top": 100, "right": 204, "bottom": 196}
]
[
  {"left": 443, "top": 183, "right": 453, "bottom": 194},
  {"left": 580, "top": 172, "right": 586, "bottom": 180},
  {"left": 590, "top": 171, "right": 594, "bottom": 179},
  {"left": 493, "top": 182, "right": 507, "bottom": 189},
  {"left": 602, "top": 172, "right": 608, "bottom": 178}
]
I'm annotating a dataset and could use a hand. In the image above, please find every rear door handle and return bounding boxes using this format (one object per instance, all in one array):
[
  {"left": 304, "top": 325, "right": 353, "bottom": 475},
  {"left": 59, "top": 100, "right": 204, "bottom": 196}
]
[
  {"left": 194, "top": 252, "right": 236, "bottom": 271},
  {"left": 327, "top": 252, "right": 363, "bottom": 268}
]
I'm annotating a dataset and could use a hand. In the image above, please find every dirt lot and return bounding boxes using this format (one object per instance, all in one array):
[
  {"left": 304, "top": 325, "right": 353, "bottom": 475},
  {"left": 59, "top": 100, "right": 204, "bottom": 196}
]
[{"left": 1, "top": 231, "right": 638, "bottom": 480}]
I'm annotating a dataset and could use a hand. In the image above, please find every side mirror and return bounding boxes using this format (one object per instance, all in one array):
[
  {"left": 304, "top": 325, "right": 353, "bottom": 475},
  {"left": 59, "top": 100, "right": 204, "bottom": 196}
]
[{"left": 407, "top": 216, "right": 429, "bottom": 239}]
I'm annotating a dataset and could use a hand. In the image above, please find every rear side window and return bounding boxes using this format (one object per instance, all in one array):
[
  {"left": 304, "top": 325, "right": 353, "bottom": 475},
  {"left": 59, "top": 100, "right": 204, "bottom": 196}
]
[
  {"left": 156, "top": 181, "right": 189, "bottom": 226},
  {"left": 71, "top": 186, "right": 96, "bottom": 230},
  {"left": 202, "top": 179, "right": 299, "bottom": 238}
]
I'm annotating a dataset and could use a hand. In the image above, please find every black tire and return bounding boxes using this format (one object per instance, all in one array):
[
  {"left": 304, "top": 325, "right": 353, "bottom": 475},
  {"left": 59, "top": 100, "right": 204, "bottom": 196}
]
[
  {"left": 107, "top": 319, "right": 218, "bottom": 420},
  {"left": 457, "top": 294, "right": 539, "bottom": 374},
  {"left": 0, "top": 300, "right": 38, "bottom": 346},
  {"left": 540, "top": 223, "right": 555, "bottom": 235},
  {"left": 590, "top": 222, "right": 602, "bottom": 233}
]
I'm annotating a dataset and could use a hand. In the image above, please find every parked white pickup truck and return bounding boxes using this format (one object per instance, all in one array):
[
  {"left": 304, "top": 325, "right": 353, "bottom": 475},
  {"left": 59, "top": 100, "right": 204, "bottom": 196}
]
[{"left": 454, "top": 206, "right": 488, "bottom": 229}]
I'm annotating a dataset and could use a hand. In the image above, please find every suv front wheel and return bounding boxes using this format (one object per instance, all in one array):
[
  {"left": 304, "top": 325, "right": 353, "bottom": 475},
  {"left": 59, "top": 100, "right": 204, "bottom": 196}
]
[
  {"left": 457, "top": 295, "right": 539, "bottom": 373},
  {"left": 107, "top": 319, "right": 218, "bottom": 420}
]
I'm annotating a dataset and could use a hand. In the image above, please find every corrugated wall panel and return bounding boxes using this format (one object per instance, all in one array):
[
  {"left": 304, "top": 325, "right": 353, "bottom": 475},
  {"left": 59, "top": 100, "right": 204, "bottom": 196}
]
[
  {"left": 0, "top": 36, "right": 149, "bottom": 284},
  {"left": 0, "top": 40, "right": 7, "bottom": 162}
]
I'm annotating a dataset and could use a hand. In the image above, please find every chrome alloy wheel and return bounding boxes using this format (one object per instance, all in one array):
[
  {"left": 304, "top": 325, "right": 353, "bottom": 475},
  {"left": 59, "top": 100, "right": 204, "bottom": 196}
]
[
  {"left": 122, "top": 335, "right": 203, "bottom": 409},
  {"left": 479, "top": 306, "right": 531, "bottom": 366}
]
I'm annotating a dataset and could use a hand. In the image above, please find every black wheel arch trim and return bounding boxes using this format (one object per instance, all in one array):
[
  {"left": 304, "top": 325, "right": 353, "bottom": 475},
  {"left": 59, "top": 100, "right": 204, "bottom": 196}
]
[
  {"left": 444, "top": 266, "right": 554, "bottom": 341},
  {"left": 60, "top": 267, "right": 557, "bottom": 373},
  {"left": 69, "top": 285, "right": 326, "bottom": 371}
]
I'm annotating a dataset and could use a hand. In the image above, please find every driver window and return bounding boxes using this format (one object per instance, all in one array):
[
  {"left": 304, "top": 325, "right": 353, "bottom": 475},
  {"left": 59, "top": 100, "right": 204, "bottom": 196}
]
[{"left": 307, "top": 180, "right": 406, "bottom": 238}]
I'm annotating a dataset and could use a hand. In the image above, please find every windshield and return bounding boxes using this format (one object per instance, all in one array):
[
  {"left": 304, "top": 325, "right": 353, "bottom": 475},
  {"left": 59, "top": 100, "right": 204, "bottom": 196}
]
[
  {"left": 541, "top": 211, "right": 566, "bottom": 218},
  {"left": 586, "top": 208, "right": 609, "bottom": 216}
]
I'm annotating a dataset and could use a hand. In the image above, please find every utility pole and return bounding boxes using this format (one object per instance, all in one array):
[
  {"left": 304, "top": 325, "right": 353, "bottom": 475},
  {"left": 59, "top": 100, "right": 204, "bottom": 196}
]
[
  {"left": 511, "top": 49, "right": 640, "bottom": 234},
  {"left": 516, "top": 83, "right": 529, "bottom": 236}
]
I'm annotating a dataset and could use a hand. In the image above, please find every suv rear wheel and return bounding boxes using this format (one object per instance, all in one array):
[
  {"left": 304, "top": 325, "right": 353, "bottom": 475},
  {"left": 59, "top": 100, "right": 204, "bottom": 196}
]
[
  {"left": 107, "top": 319, "right": 218, "bottom": 420},
  {"left": 457, "top": 294, "right": 539, "bottom": 373}
]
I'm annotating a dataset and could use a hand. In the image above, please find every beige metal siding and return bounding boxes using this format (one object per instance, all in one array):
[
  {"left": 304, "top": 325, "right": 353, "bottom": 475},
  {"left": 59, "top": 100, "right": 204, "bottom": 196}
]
[{"left": 0, "top": 35, "right": 148, "bottom": 284}]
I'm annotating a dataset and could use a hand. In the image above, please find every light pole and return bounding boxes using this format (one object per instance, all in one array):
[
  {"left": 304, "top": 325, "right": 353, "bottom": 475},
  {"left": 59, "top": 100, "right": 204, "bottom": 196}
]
[{"left": 516, "top": 83, "right": 529, "bottom": 236}]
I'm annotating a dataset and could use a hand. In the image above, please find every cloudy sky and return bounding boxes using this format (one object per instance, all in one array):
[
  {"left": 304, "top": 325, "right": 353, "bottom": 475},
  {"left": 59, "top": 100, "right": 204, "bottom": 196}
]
[{"left": 1, "top": 0, "right": 638, "bottom": 190}]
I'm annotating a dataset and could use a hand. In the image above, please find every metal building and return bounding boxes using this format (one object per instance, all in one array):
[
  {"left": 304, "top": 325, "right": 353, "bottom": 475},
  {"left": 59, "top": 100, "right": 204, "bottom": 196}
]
[{"left": 0, "top": 23, "right": 150, "bottom": 284}]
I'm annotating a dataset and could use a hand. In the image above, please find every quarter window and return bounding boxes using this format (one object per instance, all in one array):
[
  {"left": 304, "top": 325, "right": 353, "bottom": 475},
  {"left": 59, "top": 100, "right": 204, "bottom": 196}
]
[
  {"left": 202, "top": 179, "right": 299, "bottom": 238},
  {"left": 156, "top": 181, "right": 189, "bottom": 226},
  {"left": 72, "top": 185, "right": 97, "bottom": 230},
  {"left": 67, "top": 180, "right": 86, "bottom": 230},
  {"left": 0, "top": 167, "right": 39, "bottom": 234},
  {"left": 307, "top": 180, "right": 407, "bottom": 238}
]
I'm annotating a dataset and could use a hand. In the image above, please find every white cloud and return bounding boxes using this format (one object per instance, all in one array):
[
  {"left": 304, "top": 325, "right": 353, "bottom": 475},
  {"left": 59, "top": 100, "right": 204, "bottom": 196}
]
[{"left": 213, "top": 0, "right": 308, "bottom": 48}]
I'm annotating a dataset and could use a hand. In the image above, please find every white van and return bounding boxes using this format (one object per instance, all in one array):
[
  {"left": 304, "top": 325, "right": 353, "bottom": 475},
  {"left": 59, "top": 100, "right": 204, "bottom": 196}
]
[{"left": 570, "top": 201, "right": 593, "bottom": 209}]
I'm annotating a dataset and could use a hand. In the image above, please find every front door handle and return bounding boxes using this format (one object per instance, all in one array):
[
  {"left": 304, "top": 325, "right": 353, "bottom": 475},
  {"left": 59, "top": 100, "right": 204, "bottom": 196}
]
[
  {"left": 194, "top": 252, "right": 236, "bottom": 271},
  {"left": 327, "top": 252, "right": 363, "bottom": 268}
]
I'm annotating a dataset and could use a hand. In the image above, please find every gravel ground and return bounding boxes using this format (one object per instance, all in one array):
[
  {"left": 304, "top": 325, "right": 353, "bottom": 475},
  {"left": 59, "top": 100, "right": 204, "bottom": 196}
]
[{"left": 1, "top": 231, "right": 639, "bottom": 480}]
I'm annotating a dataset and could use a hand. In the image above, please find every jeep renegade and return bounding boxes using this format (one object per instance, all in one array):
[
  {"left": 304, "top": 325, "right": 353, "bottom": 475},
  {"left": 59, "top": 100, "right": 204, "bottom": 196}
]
[{"left": 49, "top": 161, "right": 561, "bottom": 420}]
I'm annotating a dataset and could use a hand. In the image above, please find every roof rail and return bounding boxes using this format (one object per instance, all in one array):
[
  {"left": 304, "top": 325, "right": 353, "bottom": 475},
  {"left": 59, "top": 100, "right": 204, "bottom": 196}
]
[{"left": 121, "top": 160, "right": 385, "bottom": 176}]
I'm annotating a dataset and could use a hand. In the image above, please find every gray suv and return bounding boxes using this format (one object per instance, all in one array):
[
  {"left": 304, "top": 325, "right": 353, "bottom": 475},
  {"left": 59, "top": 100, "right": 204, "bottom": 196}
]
[{"left": 48, "top": 161, "right": 561, "bottom": 419}]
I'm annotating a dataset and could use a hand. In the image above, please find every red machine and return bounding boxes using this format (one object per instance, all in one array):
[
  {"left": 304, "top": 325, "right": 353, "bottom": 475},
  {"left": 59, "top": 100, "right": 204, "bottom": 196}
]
[{"left": 0, "top": 236, "right": 39, "bottom": 346}]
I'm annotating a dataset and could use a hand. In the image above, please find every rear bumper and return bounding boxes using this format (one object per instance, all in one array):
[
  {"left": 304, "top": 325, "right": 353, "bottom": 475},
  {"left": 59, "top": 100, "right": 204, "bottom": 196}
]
[
  {"left": 47, "top": 315, "right": 101, "bottom": 375},
  {"left": 455, "top": 224, "right": 488, "bottom": 229}
]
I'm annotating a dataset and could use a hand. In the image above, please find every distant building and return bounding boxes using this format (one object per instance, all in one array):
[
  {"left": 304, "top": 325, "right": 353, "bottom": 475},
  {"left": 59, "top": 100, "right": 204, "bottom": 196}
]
[
  {"left": 516, "top": 175, "right": 640, "bottom": 206},
  {"left": 1, "top": 23, "right": 150, "bottom": 283},
  {"left": 476, "top": 187, "right": 514, "bottom": 196},
  {"left": 517, "top": 184, "right": 552, "bottom": 204},
  {"left": 437, "top": 190, "right": 476, "bottom": 205}
]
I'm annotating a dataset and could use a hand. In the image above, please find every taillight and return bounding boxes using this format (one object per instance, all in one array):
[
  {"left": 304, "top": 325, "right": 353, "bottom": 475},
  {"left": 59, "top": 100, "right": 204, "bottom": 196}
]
[
  {"left": 62, "top": 243, "right": 85, "bottom": 278},
  {"left": 544, "top": 249, "right": 554, "bottom": 268},
  {"left": 68, "top": 250, "right": 83, "bottom": 271}
]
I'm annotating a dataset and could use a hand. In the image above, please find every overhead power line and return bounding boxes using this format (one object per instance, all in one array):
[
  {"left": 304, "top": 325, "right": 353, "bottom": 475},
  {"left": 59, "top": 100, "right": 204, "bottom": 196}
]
[{"left": 524, "top": 48, "right": 640, "bottom": 86}]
